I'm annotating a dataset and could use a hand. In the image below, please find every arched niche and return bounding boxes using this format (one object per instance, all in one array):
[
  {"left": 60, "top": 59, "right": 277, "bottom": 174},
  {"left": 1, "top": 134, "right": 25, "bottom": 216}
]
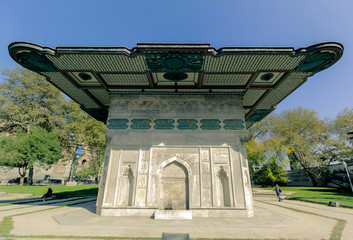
[
  {"left": 117, "top": 165, "right": 135, "bottom": 206},
  {"left": 217, "top": 166, "right": 231, "bottom": 207},
  {"left": 157, "top": 157, "right": 192, "bottom": 210}
]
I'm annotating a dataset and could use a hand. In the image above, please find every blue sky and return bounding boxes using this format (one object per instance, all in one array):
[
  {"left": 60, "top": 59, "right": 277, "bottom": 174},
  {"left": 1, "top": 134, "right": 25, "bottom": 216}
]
[{"left": 1, "top": 0, "right": 352, "bottom": 119}]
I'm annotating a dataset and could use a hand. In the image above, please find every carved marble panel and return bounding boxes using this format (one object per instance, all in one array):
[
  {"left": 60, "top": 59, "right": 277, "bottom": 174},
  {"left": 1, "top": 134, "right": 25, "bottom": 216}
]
[
  {"left": 121, "top": 150, "right": 139, "bottom": 164},
  {"left": 103, "top": 150, "right": 121, "bottom": 207},
  {"left": 211, "top": 148, "right": 229, "bottom": 163}
]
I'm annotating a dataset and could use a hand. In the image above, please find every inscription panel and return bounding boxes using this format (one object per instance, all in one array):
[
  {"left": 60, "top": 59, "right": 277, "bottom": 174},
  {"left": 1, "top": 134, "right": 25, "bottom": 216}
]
[
  {"left": 154, "top": 119, "right": 175, "bottom": 130},
  {"left": 200, "top": 119, "right": 221, "bottom": 130},
  {"left": 200, "top": 148, "right": 212, "bottom": 207},
  {"left": 211, "top": 148, "right": 230, "bottom": 163}
]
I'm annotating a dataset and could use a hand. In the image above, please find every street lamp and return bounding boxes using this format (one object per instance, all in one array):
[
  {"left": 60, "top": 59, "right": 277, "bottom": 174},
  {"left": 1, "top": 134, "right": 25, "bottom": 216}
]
[
  {"left": 344, "top": 131, "right": 353, "bottom": 192},
  {"left": 343, "top": 161, "right": 353, "bottom": 192}
]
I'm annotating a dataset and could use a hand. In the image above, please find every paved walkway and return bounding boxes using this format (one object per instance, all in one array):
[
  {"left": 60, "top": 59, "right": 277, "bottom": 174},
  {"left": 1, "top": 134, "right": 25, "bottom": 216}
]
[{"left": 0, "top": 189, "right": 352, "bottom": 239}]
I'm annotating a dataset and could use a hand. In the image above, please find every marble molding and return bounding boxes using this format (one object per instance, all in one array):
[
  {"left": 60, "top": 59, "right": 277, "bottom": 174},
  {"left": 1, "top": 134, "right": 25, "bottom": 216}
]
[{"left": 96, "top": 95, "right": 253, "bottom": 218}]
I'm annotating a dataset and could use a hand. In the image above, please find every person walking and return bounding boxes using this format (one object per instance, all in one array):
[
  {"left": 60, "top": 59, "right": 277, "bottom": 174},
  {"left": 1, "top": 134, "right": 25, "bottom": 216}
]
[{"left": 274, "top": 184, "right": 283, "bottom": 201}]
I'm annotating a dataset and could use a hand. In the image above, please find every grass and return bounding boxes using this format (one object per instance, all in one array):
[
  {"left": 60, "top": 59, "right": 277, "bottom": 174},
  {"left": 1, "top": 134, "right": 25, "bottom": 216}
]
[
  {"left": 0, "top": 216, "right": 12, "bottom": 236},
  {"left": 260, "top": 186, "right": 353, "bottom": 207},
  {"left": 0, "top": 185, "right": 99, "bottom": 198}
]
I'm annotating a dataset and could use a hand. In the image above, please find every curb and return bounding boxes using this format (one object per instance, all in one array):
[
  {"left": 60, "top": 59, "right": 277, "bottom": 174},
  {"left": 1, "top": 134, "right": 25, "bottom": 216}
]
[{"left": 288, "top": 198, "right": 353, "bottom": 209}]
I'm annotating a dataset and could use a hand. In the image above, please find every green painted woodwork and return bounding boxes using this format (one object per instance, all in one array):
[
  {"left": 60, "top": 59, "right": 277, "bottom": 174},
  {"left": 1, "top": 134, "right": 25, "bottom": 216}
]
[
  {"left": 260, "top": 73, "right": 274, "bottom": 81},
  {"left": 246, "top": 109, "right": 272, "bottom": 122},
  {"left": 295, "top": 51, "right": 337, "bottom": 73},
  {"left": 16, "top": 52, "right": 57, "bottom": 72},
  {"left": 80, "top": 107, "right": 108, "bottom": 123},
  {"left": 163, "top": 72, "right": 188, "bottom": 81},
  {"left": 78, "top": 72, "right": 92, "bottom": 81},
  {"left": 145, "top": 53, "right": 204, "bottom": 71},
  {"left": 8, "top": 42, "right": 343, "bottom": 125}
]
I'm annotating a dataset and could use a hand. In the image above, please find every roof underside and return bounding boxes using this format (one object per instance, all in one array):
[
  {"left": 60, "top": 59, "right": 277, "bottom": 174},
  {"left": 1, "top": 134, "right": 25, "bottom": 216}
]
[{"left": 8, "top": 42, "right": 343, "bottom": 127}]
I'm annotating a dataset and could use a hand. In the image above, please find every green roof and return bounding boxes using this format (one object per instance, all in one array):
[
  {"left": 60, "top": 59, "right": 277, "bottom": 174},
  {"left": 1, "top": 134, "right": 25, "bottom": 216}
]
[{"left": 8, "top": 42, "right": 343, "bottom": 126}]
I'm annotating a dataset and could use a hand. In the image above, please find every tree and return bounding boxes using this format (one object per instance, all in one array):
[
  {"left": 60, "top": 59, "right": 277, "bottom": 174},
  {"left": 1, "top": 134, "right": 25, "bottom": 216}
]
[
  {"left": 62, "top": 100, "right": 106, "bottom": 183},
  {"left": 0, "top": 67, "right": 68, "bottom": 184},
  {"left": 269, "top": 107, "right": 330, "bottom": 186},
  {"left": 0, "top": 67, "right": 107, "bottom": 184},
  {"left": 246, "top": 135, "right": 289, "bottom": 186},
  {"left": 330, "top": 108, "right": 353, "bottom": 162},
  {"left": 0, "top": 127, "right": 63, "bottom": 185},
  {"left": 254, "top": 162, "right": 288, "bottom": 186},
  {"left": 75, "top": 118, "right": 106, "bottom": 183},
  {"left": 0, "top": 67, "right": 67, "bottom": 134}
]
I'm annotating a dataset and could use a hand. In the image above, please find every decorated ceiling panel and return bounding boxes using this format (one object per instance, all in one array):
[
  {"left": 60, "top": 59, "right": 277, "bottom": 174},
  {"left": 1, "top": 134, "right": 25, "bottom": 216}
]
[
  {"left": 255, "top": 72, "right": 309, "bottom": 109},
  {"left": 46, "top": 54, "right": 147, "bottom": 72},
  {"left": 203, "top": 73, "right": 251, "bottom": 85},
  {"left": 100, "top": 73, "right": 149, "bottom": 86},
  {"left": 9, "top": 42, "right": 343, "bottom": 124},
  {"left": 87, "top": 89, "right": 111, "bottom": 106},
  {"left": 44, "top": 72, "right": 100, "bottom": 108},
  {"left": 202, "top": 54, "right": 306, "bottom": 72},
  {"left": 243, "top": 89, "right": 267, "bottom": 107}
]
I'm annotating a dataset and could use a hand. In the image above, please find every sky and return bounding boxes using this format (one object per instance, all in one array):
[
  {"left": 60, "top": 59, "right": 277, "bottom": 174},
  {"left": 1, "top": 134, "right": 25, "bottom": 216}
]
[{"left": 0, "top": 0, "right": 352, "bottom": 120}]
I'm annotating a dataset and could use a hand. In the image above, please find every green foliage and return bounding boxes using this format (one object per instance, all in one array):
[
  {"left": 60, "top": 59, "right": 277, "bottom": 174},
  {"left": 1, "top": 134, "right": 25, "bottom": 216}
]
[
  {"left": 0, "top": 67, "right": 66, "bottom": 134},
  {"left": 0, "top": 67, "right": 107, "bottom": 184},
  {"left": 329, "top": 107, "right": 353, "bottom": 162},
  {"left": 333, "top": 107, "right": 353, "bottom": 140},
  {"left": 266, "top": 107, "right": 332, "bottom": 186},
  {"left": 64, "top": 104, "right": 106, "bottom": 183},
  {"left": 246, "top": 107, "right": 353, "bottom": 186},
  {"left": 246, "top": 136, "right": 289, "bottom": 185},
  {"left": 254, "top": 162, "right": 288, "bottom": 186},
  {"left": 61, "top": 99, "right": 91, "bottom": 148},
  {"left": 0, "top": 127, "right": 63, "bottom": 180}
]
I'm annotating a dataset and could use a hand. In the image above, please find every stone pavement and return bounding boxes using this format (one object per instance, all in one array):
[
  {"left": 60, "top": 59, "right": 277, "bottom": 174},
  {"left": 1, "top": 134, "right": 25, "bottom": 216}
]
[{"left": 0, "top": 188, "right": 352, "bottom": 239}]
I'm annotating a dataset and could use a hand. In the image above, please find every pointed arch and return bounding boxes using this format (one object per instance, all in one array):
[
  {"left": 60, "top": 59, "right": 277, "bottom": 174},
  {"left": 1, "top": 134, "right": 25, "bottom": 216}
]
[
  {"left": 157, "top": 156, "right": 192, "bottom": 210},
  {"left": 157, "top": 156, "right": 192, "bottom": 176}
]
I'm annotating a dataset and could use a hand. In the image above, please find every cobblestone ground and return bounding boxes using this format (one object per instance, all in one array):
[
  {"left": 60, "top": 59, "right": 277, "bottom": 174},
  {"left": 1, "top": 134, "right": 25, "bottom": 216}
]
[{"left": 0, "top": 189, "right": 352, "bottom": 239}]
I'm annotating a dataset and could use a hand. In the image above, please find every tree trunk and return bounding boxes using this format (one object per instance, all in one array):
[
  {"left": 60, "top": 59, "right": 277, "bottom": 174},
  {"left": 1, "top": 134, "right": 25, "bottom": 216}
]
[
  {"left": 306, "top": 170, "right": 318, "bottom": 187},
  {"left": 18, "top": 166, "right": 27, "bottom": 186},
  {"left": 292, "top": 152, "right": 319, "bottom": 187},
  {"left": 28, "top": 167, "right": 34, "bottom": 185},
  {"left": 301, "top": 166, "right": 319, "bottom": 187}
]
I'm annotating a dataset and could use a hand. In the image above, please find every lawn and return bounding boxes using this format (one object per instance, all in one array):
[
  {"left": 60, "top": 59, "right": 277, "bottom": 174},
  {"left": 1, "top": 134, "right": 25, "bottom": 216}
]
[
  {"left": 262, "top": 186, "right": 353, "bottom": 207},
  {"left": 0, "top": 185, "right": 99, "bottom": 198}
]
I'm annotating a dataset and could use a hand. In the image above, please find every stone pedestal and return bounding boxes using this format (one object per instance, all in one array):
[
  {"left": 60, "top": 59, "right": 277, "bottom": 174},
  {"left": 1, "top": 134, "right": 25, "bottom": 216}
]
[
  {"left": 154, "top": 210, "right": 193, "bottom": 219},
  {"left": 96, "top": 95, "right": 253, "bottom": 218}
]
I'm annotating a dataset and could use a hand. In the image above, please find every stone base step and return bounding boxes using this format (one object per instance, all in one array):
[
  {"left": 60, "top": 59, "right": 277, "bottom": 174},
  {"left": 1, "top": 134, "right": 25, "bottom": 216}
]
[{"left": 154, "top": 210, "right": 192, "bottom": 220}]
